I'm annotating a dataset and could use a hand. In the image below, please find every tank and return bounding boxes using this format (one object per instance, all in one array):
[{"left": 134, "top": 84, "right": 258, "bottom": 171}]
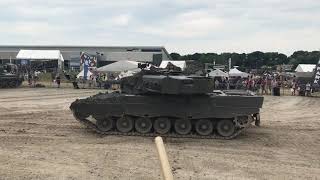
[
  {"left": 0, "top": 63, "right": 24, "bottom": 88},
  {"left": 70, "top": 65, "right": 263, "bottom": 139}
]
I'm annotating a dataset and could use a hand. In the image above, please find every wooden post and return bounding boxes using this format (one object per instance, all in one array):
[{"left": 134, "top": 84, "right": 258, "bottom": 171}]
[{"left": 155, "top": 136, "right": 174, "bottom": 180}]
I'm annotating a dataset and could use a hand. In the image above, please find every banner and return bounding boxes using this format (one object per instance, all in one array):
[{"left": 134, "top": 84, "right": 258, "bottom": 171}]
[
  {"left": 313, "top": 59, "right": 320, "bottom": 86},
  {"left": 80, "top": 52, "right": 97, "bottom": 80}
]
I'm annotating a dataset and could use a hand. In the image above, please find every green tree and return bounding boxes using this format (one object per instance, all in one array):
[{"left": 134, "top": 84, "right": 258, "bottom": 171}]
[
  {"left": 169, "top": 50, "right": 319, "bottom": 71},
  {"left": 170, "top": 53, "right": 181, "bottom": 60}
]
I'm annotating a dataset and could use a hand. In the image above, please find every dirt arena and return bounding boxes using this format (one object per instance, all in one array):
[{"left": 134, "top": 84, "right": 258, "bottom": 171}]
[{"left": 0, "top": 88, "right": 319, "bottom": 180}]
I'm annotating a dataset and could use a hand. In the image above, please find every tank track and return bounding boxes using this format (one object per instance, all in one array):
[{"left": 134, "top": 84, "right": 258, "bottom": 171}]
[
  {"left": 0, "top": 79, "right": 23, "bottom": 88},
  {"left": 73, "top": 113, "right": 245, "bottom": 140}
]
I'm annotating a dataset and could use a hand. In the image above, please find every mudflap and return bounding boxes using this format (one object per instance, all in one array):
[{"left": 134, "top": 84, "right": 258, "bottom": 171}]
[{"left": 254, "top": 113, "right": 260, "bottom": 127}]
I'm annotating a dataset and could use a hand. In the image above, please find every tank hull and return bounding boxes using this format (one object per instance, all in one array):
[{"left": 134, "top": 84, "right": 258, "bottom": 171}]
[
  {"left": 71, "top": 93, "right": 262, "bottom": 119},
  {"left": 0, "top": 75, "right": 23, "bottom": 88},
  {"left": 70, "top": 92, "right": 263, "bottom": 139}
]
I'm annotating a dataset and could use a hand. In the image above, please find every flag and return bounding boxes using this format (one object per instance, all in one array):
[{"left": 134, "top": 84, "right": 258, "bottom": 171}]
[
  {"left": 80, "top": 52, "right": 97, "bottom": 67},
  {"left": 313, "top": 59, "right": 320, "bottom": 86},
  {"left": 80, "top": 52, "right": 97, "bottom": 80}
]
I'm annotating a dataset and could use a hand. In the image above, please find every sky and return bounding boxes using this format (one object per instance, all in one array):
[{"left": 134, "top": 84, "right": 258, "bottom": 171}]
[{"left": 0, "top": 0, "right": 320, "bottom": 56}]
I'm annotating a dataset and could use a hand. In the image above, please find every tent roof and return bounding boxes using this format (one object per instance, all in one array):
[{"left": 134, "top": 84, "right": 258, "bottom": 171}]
[
  {"left": 77, "top": 69, "right": 92, "bottom": 79},
  {"left": 295, "top": 64, "right": 316, "bottom": 72},
  {"left": 160, "top": 60, "right": 186, "bottom": 70},
  {"left": 229, "top": 68, "right": 249, "bottom": 78},
  {"left": 16, "top": 50, "right": 64, "bottom": 61},
  {"left": 229, "top": 68, "right": 242, "bottom": 74},
  {"left": 208, "top": 69, "right": 228, "bottom": 77},
  {"left": 97, "top": 60, "right": 140, "bottom": 73}
]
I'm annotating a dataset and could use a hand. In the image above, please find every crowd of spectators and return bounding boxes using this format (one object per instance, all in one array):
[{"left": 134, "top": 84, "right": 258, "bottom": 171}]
[
  {"left": 76, "top": 73, "right": 119, "bottom": 90},
  {"left": 213, "top": 74, "right": 314, "bottom": 96}
]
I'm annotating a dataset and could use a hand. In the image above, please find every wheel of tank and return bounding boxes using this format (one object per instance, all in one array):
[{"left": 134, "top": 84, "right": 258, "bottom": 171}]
[
  {"left": 135, "top": 117, "right": 152, "bottom": 134},
  {"left": 174, "top": 119, "right": 192, "bottom": 135},
  {"left": 116, "top": 116, "right": 134, "bottom": 133},
  {"left": 154, "top": 117, "right": 171, "bottom": 134},
  {"left": 96, "top": 117, "right": 114, "bottom": 132},
  {"left": 216, "top": 119, "right": 235, "bottom": 137},
  {"left": 195, "top": 119, "right": 213, "bottom": 136}
]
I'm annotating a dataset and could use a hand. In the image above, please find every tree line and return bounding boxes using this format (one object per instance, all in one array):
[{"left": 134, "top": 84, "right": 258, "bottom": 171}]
[{"left": 170, "top": 51, "right": 320, "bottom": 71}]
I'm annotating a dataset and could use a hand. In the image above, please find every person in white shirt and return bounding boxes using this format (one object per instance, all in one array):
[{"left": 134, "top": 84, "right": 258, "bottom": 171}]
[{"left": 305, "top": 82, "right": 311, "bottom": 96}]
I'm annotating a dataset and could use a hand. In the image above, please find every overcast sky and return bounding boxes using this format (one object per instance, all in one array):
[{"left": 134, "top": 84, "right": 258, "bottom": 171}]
[{"left": 0, "top": 0, "right": 319, "bottom": 55}]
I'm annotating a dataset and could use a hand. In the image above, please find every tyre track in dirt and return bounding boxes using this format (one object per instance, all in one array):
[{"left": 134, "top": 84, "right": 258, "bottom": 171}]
[{"left": 0, "top": 91, "right": 99, "bottom": 103}]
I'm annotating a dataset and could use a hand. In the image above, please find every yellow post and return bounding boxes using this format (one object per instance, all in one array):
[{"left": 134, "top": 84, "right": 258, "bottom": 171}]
[{"left": 155, "top": 136, "right": 174, "bottom": 180}]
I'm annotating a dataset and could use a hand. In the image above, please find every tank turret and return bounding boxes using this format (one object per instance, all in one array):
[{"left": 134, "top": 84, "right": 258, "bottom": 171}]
[{"left": 120, "top": 66, "right": 214, "bottom": 95}]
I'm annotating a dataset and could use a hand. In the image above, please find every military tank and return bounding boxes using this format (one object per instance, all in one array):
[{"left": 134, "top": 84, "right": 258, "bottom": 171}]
[
  {"left": 70, "top": 65, "right": 263, "bottom": 139},
  {"left": 0, "top": 63, "right": 24, "bottom": 88}
]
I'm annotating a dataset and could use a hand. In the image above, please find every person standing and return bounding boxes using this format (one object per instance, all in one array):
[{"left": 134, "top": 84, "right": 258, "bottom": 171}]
[
  {"left": 248, "top": 78, "right": 253, "bottom": 91},
  {"left": 235, "top": 78, "right": 241, "bottom": 89},
  {"left": 261, "top": 78, "right": 266, "bottom": 95},
  {"left": 267, "top": 76, "right": 272, "bottom": 95},
  {"left": 93, "top": 74, "right": 97, "bottom": 88},
  {"left": 291, "top": 81, "right": 297, "bottom": 96},
  {"left": 252, "top": 78, "right": 256, "bottom": 92},
  {"left": 33, "top": 71, "right": 39, "bottom": 87},
  {"left": 97, "top": 74, "right": 102, "bottom": 89},
  {"left": 271, "top": 79, "right": 277, "bottom": 95},
  {"left": 72, "top": 74, "right": 79, "bottom": 89},
  {"left": 51, "top": 72, "right": 55, "bottom": 87},
  {"left": 56, "top": 74, "right": 61, "bottom": 88},
  {"left": 226, "top": 77, "right": 230, "bottom": 90},
  {"left": 28, "top": 72, "right": 32, "bottom": 87},
  {"left": 305, "top": 82, "right": 311, "bottom": 96},
  {"left": 214, "top": 79, "right": 220, "bottom": 89}
]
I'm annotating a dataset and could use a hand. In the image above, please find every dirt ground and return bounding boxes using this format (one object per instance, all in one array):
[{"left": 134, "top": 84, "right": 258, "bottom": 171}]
[{"left": 0, "top": 88, "right": 319, "bottom": 180}]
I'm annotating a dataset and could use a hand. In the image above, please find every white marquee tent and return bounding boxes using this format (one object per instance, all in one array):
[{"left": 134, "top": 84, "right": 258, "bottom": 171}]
[
  {"left": 295, "top": 64, "right": 316, "bottom": 78},
  {"left": 208, "top": 69, "right": 229, "bottom": 77},
  {"left": 16, "top": 50, "right": 64, "bottom": 60},
  {"left": 16, "top": 49, "right": 64, "bottom": 69},
  {"left": 295, "top": 64, "right": 316, "bottom": 72},
  {"left": 160, "top": 60, "right": 186, "bottom": 70},
  {"left": 229, "top": 68, "right": 249, "bottom": 78},
  {"left": 97, "top": 60, "right": 140, "bottom": 73}
]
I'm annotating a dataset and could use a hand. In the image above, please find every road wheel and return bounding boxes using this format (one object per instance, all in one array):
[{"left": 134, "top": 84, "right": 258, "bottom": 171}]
[
  {"left": 116, "top": 116, "right": 134, "bottom": 133},
  {"left": 135, "top": 117, "right": 152, "bottom": 134},
  {"left": 154, "top": 117, "right": 171, "bottom": 134},
  {"left": 96, "top": 117, "right": 114, "bottom": 132},
  {"left": 216, "top": 119, "right": 235, "bottom": 137},
  {"left": 195, "top": 119, "right": 213, "bottom": 136},
  {"left": 174, "top": 119, "right": 192, "bottom": 135}
]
